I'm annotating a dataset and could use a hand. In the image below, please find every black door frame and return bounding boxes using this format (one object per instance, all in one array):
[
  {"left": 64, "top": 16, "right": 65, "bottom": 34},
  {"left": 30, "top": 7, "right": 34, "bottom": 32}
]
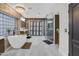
[{"left": 69, "top": 3, "right": 79, "bottom": 56}]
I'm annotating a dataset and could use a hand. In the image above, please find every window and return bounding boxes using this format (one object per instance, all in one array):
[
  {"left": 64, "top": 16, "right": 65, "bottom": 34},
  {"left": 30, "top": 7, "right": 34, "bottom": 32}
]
[
  {"left": 29, "top": 20, "right": 45, "bottom": 36},
  {"left": 0, "top": 11, "right": 16, "bottom": 36}
]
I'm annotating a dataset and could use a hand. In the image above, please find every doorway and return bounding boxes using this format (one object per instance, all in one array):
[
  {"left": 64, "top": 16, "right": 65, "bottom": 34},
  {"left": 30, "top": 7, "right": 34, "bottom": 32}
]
[
  {"left": 55, "top": 15, "right": 59, "bottom": 44},
  {"left": 69, "top": 3, "right": 79, "bottom": 56}
]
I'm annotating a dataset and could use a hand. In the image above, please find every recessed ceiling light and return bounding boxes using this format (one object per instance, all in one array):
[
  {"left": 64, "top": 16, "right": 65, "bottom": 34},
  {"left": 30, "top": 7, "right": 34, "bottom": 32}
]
[
  {"left": 38, "top": 13, "right": 40, "bottom": 15},
  {"left": 28, "top": 7, "right": 32, "bottom": 10}
]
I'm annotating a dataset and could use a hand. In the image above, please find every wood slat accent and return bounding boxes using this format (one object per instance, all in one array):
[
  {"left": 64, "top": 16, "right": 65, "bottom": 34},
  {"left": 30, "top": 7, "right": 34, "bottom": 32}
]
[
  {"left": 15, "top": 18, "right": 20, "bottom": 35},
  {"left": 0, "top": 3, "right": 21, "bottom": 18},
  {"left": 25, "top": 18, "right": 47, "bottom": 20}
]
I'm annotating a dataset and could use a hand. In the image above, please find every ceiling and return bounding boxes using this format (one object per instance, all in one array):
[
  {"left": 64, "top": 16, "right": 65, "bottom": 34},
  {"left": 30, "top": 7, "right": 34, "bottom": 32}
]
[{"left": 8, "top": 3, "right": 63, "bottom": 18}]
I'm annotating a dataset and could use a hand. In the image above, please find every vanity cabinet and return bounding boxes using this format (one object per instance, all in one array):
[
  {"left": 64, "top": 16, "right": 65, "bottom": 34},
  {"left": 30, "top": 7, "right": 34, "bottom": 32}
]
[
  {"left": 0, "top": 39, "right": 5, "bottom": 53},
  {"left": 0, "top": 37, "right": 10, "bottom": 54}
]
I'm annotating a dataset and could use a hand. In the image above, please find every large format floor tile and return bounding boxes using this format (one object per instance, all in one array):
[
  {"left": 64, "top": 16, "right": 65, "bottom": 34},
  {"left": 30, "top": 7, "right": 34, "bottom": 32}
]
[{"left": 1, "top": 36, "right": 61, "bottom": 56}]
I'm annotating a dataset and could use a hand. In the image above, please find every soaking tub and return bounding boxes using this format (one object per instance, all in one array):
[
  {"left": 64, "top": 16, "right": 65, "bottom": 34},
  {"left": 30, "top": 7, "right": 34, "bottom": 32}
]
[{"left": 8, "top": 35, "right": 27, "bottom": 48}]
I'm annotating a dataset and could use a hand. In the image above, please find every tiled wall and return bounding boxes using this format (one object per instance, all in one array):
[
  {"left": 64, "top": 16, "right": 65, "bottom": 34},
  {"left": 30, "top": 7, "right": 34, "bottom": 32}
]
[{"left": 0, "top": 11, "right": 16, "bottom": 36}]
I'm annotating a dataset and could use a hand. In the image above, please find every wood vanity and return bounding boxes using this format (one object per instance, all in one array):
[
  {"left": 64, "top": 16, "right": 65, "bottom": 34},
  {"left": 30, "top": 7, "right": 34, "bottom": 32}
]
[
  {"left": 0, "top": 36, "right": 5, "bottom": 53},
  {"left": 0, "top": 36, "right": 10, "bottom": 54}
]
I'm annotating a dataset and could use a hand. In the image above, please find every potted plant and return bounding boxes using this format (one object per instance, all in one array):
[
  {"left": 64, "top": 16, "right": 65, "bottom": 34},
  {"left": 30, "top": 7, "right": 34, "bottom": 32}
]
[{"left": 6, "top": 28, "right": 11, "bottom": 36}]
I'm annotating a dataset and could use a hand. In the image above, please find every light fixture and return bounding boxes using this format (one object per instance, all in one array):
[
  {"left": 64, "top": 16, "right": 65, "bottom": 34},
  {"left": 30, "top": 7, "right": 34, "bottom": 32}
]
[
  {"left": 20, "top": 17, "right": 25, "bottom": 22},
  {"left": 48, "top": 21, "right": 52, "bottom": 23},
  {"left": 15, "top": 4, "right": 25, "bottom": 14}
]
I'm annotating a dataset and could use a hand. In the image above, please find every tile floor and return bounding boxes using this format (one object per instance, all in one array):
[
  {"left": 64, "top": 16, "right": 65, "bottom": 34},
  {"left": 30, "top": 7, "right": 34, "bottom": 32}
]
[{"left": 1, "top": 36, "right": 61, "bottom": 56}]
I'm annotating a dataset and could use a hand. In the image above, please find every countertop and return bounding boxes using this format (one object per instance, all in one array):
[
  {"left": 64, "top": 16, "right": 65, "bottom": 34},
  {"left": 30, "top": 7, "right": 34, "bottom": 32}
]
[{"left": 0, "top": 36, "right": 5, "bottom": 40}]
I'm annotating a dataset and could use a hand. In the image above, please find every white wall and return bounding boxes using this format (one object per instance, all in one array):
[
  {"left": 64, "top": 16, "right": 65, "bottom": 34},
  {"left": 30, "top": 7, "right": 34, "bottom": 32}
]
[
  {"left": 58, "top": 4, "right": 69, "bottom": 56},
  {"left": 52, "top": 4, "right": 69, "bottom": 56},
  {"left": 51, "top": 4, "right": 69, "bottom": 56}
]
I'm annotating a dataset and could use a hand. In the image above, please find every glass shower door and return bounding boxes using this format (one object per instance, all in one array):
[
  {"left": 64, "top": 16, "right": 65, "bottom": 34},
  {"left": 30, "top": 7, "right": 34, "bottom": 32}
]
[{"left": 46, "top": 19, "right": 53, "bottom": 41}]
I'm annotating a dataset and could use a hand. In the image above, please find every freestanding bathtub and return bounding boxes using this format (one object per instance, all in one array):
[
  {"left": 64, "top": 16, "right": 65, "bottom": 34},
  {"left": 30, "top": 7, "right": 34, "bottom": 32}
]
[{"left": 8, "top": 35, "right": 27, "bottom": 48}]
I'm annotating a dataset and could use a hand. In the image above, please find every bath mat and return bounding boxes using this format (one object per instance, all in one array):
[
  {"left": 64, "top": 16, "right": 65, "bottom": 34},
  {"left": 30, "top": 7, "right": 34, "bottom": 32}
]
[
  {"left": 43, "top": 40, "right": 53, "bottom": 45},
  {"left": 21, "top": 42, "right": 32, "bottom": 49}
]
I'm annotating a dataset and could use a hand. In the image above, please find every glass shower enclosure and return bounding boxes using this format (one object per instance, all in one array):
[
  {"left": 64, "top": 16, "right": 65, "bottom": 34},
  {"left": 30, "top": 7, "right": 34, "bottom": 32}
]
[{"left": 46, "top": 19, "right": 53, "bottom": 42}]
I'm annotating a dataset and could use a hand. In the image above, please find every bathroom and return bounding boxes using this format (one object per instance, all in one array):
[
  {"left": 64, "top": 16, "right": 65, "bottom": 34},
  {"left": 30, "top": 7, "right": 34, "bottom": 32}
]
[{"left": 0, "top": 3, "right": 55, "bottom": 56}]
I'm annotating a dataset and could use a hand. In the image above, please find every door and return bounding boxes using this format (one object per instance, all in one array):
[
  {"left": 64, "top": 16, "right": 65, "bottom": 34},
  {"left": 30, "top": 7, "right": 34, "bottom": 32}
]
[
  {"left": 69, "top": 3, "right": 79, "bottom": 56},
  {"left": 55, "top": 15, "right": 59, "bottom": 44}
]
